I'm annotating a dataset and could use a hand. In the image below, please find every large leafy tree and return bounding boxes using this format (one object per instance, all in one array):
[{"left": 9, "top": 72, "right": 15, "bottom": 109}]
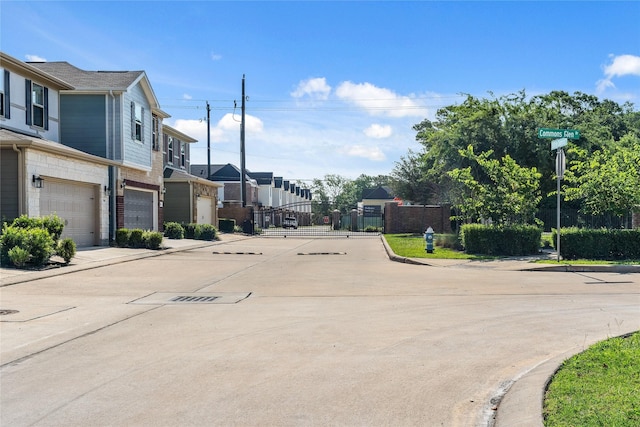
[
  {"left": 564, "top": 133, "right": 640, "bottom": 218},
  {"left": 397, "top": 90, "right": 639, "bottom": 220},
  {"left": 448, "top": 146, "right": 542, "bottom": 225}
]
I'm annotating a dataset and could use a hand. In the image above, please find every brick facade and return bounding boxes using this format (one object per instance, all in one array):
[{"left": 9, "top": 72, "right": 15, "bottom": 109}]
[{"left": 384, "top": 203, "right": 452, "bottom": 234}]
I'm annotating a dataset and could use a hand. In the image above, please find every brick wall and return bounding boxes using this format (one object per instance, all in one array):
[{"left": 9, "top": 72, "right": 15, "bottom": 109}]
[
  {"left": 384, "top": 203, "right": 452, "bottom": 234},
  {"left": 633, "top": 209, "right": 640, "bottom": 229}
]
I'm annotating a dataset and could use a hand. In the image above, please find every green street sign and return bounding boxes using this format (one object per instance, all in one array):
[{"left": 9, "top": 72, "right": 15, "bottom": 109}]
[{"left": 538, "top": 128, "right": 580, "bottom": 140}]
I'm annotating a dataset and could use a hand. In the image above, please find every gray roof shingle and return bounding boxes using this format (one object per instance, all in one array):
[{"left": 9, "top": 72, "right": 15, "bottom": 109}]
[{"left": 28, "top": 61, "right": 143, "bottom": 90}]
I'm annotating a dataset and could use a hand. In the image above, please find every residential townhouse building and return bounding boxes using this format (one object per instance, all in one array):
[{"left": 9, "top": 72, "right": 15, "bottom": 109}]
[
  {"left": 162, "top": 124, "right": 221, "bottom": 225},
  {"left": 29, "top": 60, "right": 167, "bottom": 237},
  {"left": 1, "top": 52, "right": 115, "bottom": 246}
]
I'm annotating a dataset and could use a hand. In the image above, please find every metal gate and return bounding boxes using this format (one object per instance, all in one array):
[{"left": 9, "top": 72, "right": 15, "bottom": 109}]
[{"left": 253, "top": 202, "right": 383, "bottom": 237}]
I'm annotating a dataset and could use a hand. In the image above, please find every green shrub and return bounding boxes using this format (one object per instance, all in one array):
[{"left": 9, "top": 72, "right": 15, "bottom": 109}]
[
  {"left": 115, "top": 228, "right": 130, "bottom": 247},
  {"left": 555, "top": 228, "right": 640, "bottom": 260},
  {"left": 163, "top": 222, "right": 184, "bottom": 239},
  {"left": 25, "top": 227, "right": 55, "bottom": 266},
  {"left": 218, "top": 218, "right": 236, "bottom": 233},
  {"left": 461, "top": 224, "right": 541, "bottom": 256},
  {"left": 10, "top": 215, "right": 42, "bottom": 230},
  {"left": 42, "top": 215, "right": 64, "bottom": 242},
  {"left": 128, "top": 229, "right": 145, "bottom": 248},
  {"left": 183, "top": 223, "right": 197, "bottom": 239},
  {"left": 57, "top": 238, "right": 76, "bottom": 264},
  {"left": 143, "top": 231, "right": 164, "bottom": 249},
  {"left": 194, "top": 223, "right": 218, "bottom": 241},
  {"left": 0, "top": 224, "right": 29, "bottom": 266},
  {"left": 10, "top": 214, "right": 64, "bottom": 242},
  {"left": 8, "top": 246, "right": 30, "bottom": 267}
]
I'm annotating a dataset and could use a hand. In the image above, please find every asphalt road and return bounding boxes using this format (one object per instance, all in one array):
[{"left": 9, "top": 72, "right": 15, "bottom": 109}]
[{"left": 1, "top": 237, "right": 638, "bottom": 427}]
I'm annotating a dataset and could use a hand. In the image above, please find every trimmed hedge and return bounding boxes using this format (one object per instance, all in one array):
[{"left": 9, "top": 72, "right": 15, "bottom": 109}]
[
  {"left": 461, "top": 224, "right": 541, "bottom": 256},
  {"left": 114, "top": 228, "right": 163, "bottom": 249},
  {"left": 553, "top": 228, "right": 640, "bottom": 260},
  {"left": 194, "top": 223, "right": 217, "bottom": 241},
  {"left": 0, "top": 215, "right": 68, "bottom": 267},
  {"left": 163, "top": 222, "right": 184, "bottom": 239},
  {"left": 218, "top": 218, "right": 236, "bottom": 233}
]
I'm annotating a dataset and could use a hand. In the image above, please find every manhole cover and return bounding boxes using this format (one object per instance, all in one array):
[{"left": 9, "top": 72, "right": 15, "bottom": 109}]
[
  {"left": 0, "top": 309, "right": 20, "bottom": 316},
  {"left": 170, "top": 296, "right": 219, "bottom": 303}
]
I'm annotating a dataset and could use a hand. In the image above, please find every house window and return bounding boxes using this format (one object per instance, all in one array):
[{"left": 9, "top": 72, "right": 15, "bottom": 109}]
[
  {"left": 0, "top": 70, "right": 6, "bottom": 118},
  {"left": 167, "top": 136, "right": 174, "bottom": 164},
  {"left": 152, "top": 116, "right": 159, "bottom": 150},
  {"left": 180, "top": 142, "right": 186, "bottom": 168},
  {"left": 134, "top": 103, "right": 143, "bottom": 141},
  {"left": 31, "top": 82, "right": 45, "bottom": 128},
  {"left": 130, "top": 101, "right": 144, "bottom": 142}
]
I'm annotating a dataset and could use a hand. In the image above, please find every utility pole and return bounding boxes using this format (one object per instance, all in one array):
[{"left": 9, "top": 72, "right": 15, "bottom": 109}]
[
  {"left": 206, "top": 101, "right": 211, "bottom": 180},
  {"left": 240, "top": 74, "right": 247, "bottom": 207}
]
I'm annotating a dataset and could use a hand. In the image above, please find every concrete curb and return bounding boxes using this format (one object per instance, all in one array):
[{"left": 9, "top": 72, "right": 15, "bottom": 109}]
[{"left": 379, "top": 235, "right": 432, "bottom": 266}]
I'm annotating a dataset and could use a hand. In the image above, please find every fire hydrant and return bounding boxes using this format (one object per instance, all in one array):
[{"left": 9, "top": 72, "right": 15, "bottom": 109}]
[{"left": 424, "top": 226, "right": 434, "bottom": 253}]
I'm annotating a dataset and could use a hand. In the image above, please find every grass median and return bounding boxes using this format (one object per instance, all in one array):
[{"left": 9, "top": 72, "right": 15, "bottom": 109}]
[
  {"left": 383, "top": 233, "right": 493, "bottom": 260},
  {"left": 543, "top": 331, "right": 640, "bottom": 426}
]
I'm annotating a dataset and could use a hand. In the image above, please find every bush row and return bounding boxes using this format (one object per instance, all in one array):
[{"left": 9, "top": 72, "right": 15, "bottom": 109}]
[
  {"left": 461, "top": 224, "right": 541, "bottom": 256},
  {"left": 115, "top": 228, "right": 164, "bottom": 249},
  {"left": 0, "top": 214, "right": 76, "bottom": 267},
  {"left": 553, "top": 228, "right": 640, "bottom": 260},
  {"left": 163, "top": 222, "right": 219, "bottom": 241}
]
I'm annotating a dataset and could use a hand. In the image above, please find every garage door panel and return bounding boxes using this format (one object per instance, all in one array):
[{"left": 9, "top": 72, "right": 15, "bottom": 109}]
[
  {"left": 40, "top": 180, "right": 96, "bottom": 247},
  {"left": 196, "top": 197, "right": 213, "bottom": 224},
  {"left": 124, "top": 189, "right": 154, "bottom": 230}
]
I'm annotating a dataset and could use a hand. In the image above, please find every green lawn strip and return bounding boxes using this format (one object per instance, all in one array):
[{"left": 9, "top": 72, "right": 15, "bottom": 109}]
[
  {"left": 543, "top": 332, "right": 640, "bottom": 427},
  {"left": 383, "top": 234, "right": 494, "bottom": 260}
]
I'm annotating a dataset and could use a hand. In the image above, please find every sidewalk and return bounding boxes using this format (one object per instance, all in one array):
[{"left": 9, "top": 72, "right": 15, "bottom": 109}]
[{"left": 1, "top": 233, "right": 248, "bottom": 287}]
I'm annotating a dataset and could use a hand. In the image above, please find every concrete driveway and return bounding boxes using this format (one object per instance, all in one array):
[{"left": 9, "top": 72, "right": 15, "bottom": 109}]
[{"left": 1, "top": 237, "right": 638, "bottom": 426}]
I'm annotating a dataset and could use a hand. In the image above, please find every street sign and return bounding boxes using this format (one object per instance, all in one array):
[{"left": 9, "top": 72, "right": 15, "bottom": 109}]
[
  {"left": 538, "top": 128, "right": 580, "bottom": 140},
  {"left": 551, "top": 137, "right": 568, "bottom": 150}
]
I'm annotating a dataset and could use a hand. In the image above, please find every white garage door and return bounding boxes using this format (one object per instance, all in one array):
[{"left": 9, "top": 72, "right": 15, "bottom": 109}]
[
  {"left": 40, "top": 180, "right": 97, "bottom": 247},
  {"left": 124, "top": 189, "right": 154, "bottom": 230},
  {"left": 196, "top": 196, "right": 213, "bottom": 224}
]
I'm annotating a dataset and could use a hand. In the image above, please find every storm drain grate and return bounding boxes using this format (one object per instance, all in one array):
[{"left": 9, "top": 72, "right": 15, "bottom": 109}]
[{"left": 170, "top": 296, "right": 219, "bottom": 303}]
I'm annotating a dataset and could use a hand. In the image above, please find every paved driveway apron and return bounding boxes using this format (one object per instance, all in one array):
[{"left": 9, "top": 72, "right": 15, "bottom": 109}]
[{"left": 1, "top": 238, "right": 638, "bottom": 427}]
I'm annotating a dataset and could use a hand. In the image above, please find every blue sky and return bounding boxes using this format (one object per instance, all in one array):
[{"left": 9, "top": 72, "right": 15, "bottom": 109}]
[{"left": 2, "top": 1, "right": 639, "bottom": 183}]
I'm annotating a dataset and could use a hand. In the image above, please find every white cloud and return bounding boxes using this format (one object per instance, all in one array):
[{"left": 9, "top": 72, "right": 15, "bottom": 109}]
[
  {"left": 339, "top": 144, "right": 386, "bottom": 161},
  {"left": 211, "top": 51, "right": 222, "bottom": 61},
  {"left": 364, "top": 123, "right": 393, "bottom": 139},
  {"left": 182, "top": 93, "right": 193, "bottom": 100},
  {"left": 604, "top": 54, "right": 640, "bottom": 78},
  {"left": 291, "top": 77, "right": 331, "bottom": 100},
  {"left": 596, "top": 54, "right": 640, "bottom": 94},
  {"left": 335, "top": 81, "right": 428, "bottom": 118},
  {"left": 25, "top": 54, "right": 46, "bottom": 62}
]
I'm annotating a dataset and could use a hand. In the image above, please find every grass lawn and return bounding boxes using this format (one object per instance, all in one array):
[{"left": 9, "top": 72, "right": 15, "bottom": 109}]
[
  {"left": 383, "top": 233, "right": 493, "bottom": 260},
  {"left": 543, "top": 331, "right": 640, "bottom": 426}
]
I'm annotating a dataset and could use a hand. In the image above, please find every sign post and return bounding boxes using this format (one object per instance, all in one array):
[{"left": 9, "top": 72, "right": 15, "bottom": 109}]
[{"left": 539, "top": 129, "right": 578, "bottom": 262}]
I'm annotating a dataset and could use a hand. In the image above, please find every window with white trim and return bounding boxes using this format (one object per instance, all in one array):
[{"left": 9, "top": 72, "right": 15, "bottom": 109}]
[
  {"left": 31, "top": 82, "right": 45, "bottom": 128},
  {"left": 134, "top": 103, "right": 143, "bottom": 141},
  {"left": 152, "top": 116, "right": 159, "bottom": 150},
  {"left": 0, "top": 69, "right": 6, "bottom": 118},
  {"left": 167, "top": 136, "right": 174, "bottom": 164},
  {"left": 180, "top": 142, "right": 186, "bottom": 168}
]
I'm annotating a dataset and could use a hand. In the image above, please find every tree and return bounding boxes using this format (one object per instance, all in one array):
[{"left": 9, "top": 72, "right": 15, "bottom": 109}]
[
  {"left": 563, "top": 133, "right": 640, "bottom": 219},
  {"left": 448, "top": 145, "right": 542, "bottom": 225},
  {"left": 390, "top": 150, "right": 436, "bottom": 204}
]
